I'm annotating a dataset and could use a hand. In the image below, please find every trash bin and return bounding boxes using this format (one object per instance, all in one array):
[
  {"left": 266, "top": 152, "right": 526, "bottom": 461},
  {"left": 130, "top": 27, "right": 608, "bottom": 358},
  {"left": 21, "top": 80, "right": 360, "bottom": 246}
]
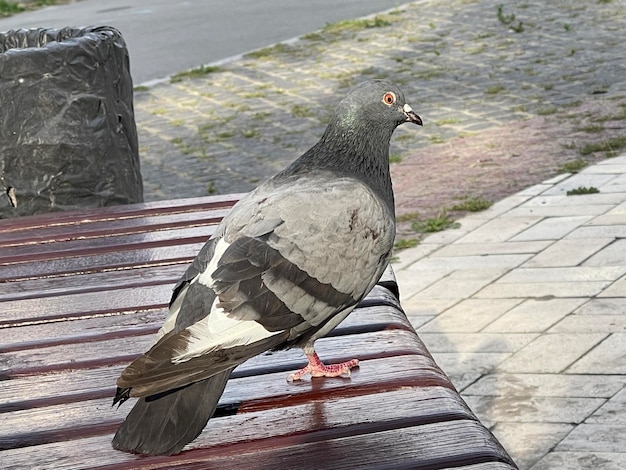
[{"left": 0, "top": 26, "right": 143, "bottom": 218}]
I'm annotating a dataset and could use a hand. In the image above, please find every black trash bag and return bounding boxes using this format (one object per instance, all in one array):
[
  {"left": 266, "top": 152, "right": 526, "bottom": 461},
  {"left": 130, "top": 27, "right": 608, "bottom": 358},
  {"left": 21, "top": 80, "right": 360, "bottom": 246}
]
[{"left": 0, "top": 26, "right": 143, "bottom": 218}]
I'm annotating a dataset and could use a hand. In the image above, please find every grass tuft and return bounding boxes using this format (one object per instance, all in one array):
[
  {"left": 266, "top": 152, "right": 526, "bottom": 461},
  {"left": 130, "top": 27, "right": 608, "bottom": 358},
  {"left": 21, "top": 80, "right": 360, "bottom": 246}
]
[
  {"left": 450, "top": 197, "right": 492, "bottom": 212},
  {"left": 170, "top": 65, "right": 221, "bottom": 83},
  {"left": 567, "top": 186, "right": 600, "bottom": 196},
  {"left": 579, "top": 136, "right": 626, "bottom": 157},
  {"left": 559, "top": 159, "right": 588, "bottom": 174},
  {"left": 389, "top": 153, "right": 403, "bottom": 164},
  {"left": 412, "top": 211, "right": 460, "bottom": 233},
  {"left": 393, "top": 238, "right": 419, "bottom": 251},
  {"left": 0, "top": 0, "right": 25, "bottom": 17},
  {"left": 322, "top": 15, "right": 393, "bottom": 35},
  {"left": 244, "top": 43, "right": 294, "bottom": 59}
]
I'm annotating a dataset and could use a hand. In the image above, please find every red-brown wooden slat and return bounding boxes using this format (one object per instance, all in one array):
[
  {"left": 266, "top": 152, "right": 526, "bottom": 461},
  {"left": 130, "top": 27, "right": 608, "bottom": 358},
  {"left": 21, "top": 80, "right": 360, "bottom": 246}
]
[
  {"left": 0, "top": 303, "right": 406, "bottom": 353},
  {"left": 0, "top": 225, "right": 215, "bottom": 264},
  {"left": 1, "top": 328, "right": 431, "bottom": 380},
  {"left": 0, "top": 208, "right": 228, "bottom": 249},
  {"left": 1, "top": 284, "right": 170, "bottom": 326},
  {"left": 0, "top": 357, "right": 453, "bottom": 442},
  {"left": 0, "top": 243, "right": 203, "bottom": 283},
  {"left": 0, "top": 264, "right": 186, "bottom": 302},
  {"left": 1, "top": 388, "right": 515, "bottom": 470},
  {"left": 0, "top": 195, "right": 243, "bottom": 235},
  {"left": 0, "top": 196, "right": 517, "bottom": 470},
  {"left": 148, "top": 421, "right": 515, "bottom": 470}
]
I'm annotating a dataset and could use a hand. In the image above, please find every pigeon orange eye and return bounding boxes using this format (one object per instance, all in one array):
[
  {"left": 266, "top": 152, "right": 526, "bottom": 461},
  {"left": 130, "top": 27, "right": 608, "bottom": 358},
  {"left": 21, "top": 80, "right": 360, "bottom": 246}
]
[{"left": 382, "top": 92, "right": 396, "bottom": 105}]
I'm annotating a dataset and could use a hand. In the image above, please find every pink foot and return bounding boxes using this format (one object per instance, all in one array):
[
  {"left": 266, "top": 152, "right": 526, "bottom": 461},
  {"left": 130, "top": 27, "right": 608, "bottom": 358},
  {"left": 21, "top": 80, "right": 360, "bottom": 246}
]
[{"left": 287, "top": 351, "right": 359, "bottom": 381}]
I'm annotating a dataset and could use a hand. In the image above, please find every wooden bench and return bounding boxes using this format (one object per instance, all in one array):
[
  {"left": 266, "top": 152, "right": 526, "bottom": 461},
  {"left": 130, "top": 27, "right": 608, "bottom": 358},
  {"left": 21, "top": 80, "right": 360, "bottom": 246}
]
[{"left": 0, "top": 196, "right": 518, "bottom": 469}]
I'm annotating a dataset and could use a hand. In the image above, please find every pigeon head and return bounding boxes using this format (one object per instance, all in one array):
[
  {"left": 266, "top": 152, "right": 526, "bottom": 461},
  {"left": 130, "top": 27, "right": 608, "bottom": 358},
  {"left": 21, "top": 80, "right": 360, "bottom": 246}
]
[
  {"left": 279, "top": 80, "right": 422, "bottom": 209},
  {"left": 332, "top": 79, "right": 423, "bottom": 133},
  {"left": 316, "top": 80, "right": 422, "bottom": 160}
]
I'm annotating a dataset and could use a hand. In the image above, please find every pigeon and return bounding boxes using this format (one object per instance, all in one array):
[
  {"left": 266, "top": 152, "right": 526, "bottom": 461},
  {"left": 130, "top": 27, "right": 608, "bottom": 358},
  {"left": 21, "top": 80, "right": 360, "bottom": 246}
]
[{"left": 111, "top": 79, "right": 422, "bottom": 456}]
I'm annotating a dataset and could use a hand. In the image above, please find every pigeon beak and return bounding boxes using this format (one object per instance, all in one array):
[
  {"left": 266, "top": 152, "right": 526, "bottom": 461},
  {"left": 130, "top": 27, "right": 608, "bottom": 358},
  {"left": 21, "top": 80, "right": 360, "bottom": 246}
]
[{"left": 403, "top": 103, "right": 423, "bottom": 126}]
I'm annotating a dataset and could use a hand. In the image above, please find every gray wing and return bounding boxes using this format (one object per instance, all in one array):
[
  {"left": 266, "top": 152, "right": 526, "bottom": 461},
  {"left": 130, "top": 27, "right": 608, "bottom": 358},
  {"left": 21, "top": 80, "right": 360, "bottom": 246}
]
[{"left": 219, "top": 173, "right": 396, "bottom": 332}]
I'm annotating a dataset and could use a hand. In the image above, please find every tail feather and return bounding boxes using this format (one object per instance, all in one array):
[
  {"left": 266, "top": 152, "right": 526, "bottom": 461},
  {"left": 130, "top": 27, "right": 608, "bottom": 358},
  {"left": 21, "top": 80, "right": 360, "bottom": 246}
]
[{"left": 111, "top": 369, "right": 232, "bottom": 455}]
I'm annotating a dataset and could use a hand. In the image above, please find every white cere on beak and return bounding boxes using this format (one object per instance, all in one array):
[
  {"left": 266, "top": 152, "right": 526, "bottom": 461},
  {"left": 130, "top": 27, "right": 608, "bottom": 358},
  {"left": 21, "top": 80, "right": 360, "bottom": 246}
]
[{"left": 403, "top": 103, "right": 414, "bottom": 114}]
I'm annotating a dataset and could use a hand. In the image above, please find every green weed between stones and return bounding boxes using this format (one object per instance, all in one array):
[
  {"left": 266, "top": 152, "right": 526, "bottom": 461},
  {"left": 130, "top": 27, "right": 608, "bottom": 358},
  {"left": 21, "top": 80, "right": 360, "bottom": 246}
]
[
  {"left": 206, "top": 182, "right": 217, "bottom": 195},
  {"left": 559, "top": 159, "right": 588, "bottom": 174},
  {"left": 450, "top": 197, "right": 492, "bottom": 212},
  {"left": 496, "top": 4, "right": 524, "bottom": 33},
  {"left": 485, "top": 84, "right": 505, "bottom": 95},
  {"left": 579, "top": 136, "right": 626, "bottom": 157},
  {"left": 412, "top": 211, "right": 460, "bottom": 233},
  {"left": 393, "top": 238, "right": 419, "bottom": 251},
  {"left": 575, "top": 124, "right": 605, "bottom": 133},
  {"left": 244, "top": 43, "right": 295, "bottom": 59},
  {"left": 567, "top": 186, "right": 600, "bottom": 196},
  {"left": 291, "top": 104, "right": 313, "bottom": 118},
  {"left": 170, "top": 65, "right": 222, "bottom": 83},
  {"left": 0, "top": 0, "right": 60, "bottom": 16},
  {"left": 389, "top": 153, "right": 403, "bottom": 164},
  {"left": 321, "top": 15, "right": 394, "bottom": 36}
]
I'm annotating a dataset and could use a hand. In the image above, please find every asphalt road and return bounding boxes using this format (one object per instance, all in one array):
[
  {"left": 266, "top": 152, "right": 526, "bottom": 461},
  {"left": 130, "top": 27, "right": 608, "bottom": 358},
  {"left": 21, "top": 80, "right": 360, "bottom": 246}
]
[{"left": 0, "top": 0, "right": 407, "bottom": 84}]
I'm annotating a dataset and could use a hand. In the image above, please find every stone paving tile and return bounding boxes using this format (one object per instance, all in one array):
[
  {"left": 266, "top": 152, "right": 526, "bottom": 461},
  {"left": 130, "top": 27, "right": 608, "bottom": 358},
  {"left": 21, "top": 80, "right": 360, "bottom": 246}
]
[
  {"left": 464, "top": 395, "right": 604, "bottom": 425},
  {"left": 401, "top": 296, "right": 459, "bottom": 314},
  {"left": 523, "top": 238, "right": 614, "bottom": 268},
  {"left": 596, "top": 173, "right": 626, "bottom": 194},
  {"left": 516, "top": 184, "right": 554, "bottom": 197},
  {"left": 403, "top": 253, "right": 532, "bottom": 272},
  {"left": 394, "top": 266, "right": 452, "bottom": 299},
  {"left": 530, "top": 452, "right": 626, "bottom": 470},
  {"left": 586, "top": 388, "right": 626, "bottom": 425},
  {"left": 567, "top": 333, "right": 626, "bottom": 374},
  {"left": 598, "top": 275, "right": 626, "bottom": 297},
  {"left": 516, "top": 193, "right": 626, "bottom": 207},
  {"left": 463, "top": 373, "right": 626, "bottom": 399},
  {"left": 454, "top": 217, "right": 543, "bottom": 244},
  {"left": 510, "top": 215, "right": 593, "bottom": 241},
  {"left": 475, "top": 280, "right": 610, "bottom": 299},
  {"left": 503, "top": 204, "right": 614, "bottom": 218},
  {"left": 583, "top": 164, "right": 626, "bottom": 175},
  {"left": 410, "top": 268, "right": 510, "bottom": 300},
  {"left": 497, "top": 266, "right": 626, "bottom": 284},
  {"left": 497, "top": 333, "right": 607, "bottom": 373},
  {"left": 541, "top": 174, "right": 620, "bottom": 196},
  {"left": 489, "top": 422, "right": 574, "bottom": 470},
  {"left": 575, "top": 298, "right": 626, "bottom": 315},
  {"left": 567, "top": 225, "right": 626, "bottom": 240},
  {"left": 483, "top": 298, "right": 586, "bottom": 333},
  {"left": 587, "top": 212, "right": 626, "bottom": 226},
  {"left": 431, "top": 240, "right": 551, "bottom": 258},
  {"left": 389, "top": 243, "right": 441, "bottom": 271},
  {"left": 418, "top": 298, "right": 522, "bottom": 333},
  {"left": 584, "top": 240, "right": 626, "bottom": 267},
  {"left": 549, "top": 314, "right": 626, "bottom": 334},
  {"left": 418, "top": 333, "right": 537, "bottom": 353},
  {"left": 427, "top": 351, "right": 509, "bottom": 387},
  {"left": 556, "top": 424, "right": 626, "bottom": 453}
]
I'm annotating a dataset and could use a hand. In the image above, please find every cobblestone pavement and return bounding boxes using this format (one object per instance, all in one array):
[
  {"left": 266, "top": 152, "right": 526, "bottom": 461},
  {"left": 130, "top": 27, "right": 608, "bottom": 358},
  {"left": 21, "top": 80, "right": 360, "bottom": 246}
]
[
  {"left": 131, "top": 1, "right": 626, "bottom": 469},
  {"left": 135, "top": 0, "right": 626, "bottom": 220}
]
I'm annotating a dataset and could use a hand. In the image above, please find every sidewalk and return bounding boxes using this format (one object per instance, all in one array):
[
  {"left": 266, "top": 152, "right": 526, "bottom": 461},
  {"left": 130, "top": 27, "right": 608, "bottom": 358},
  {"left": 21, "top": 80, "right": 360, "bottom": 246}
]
[{"left": 395, "top": 156, "right": 626, "bottom": 469}]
